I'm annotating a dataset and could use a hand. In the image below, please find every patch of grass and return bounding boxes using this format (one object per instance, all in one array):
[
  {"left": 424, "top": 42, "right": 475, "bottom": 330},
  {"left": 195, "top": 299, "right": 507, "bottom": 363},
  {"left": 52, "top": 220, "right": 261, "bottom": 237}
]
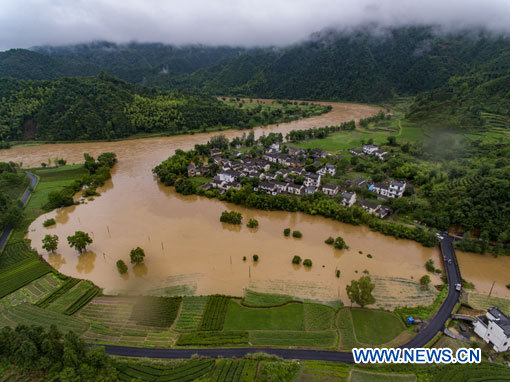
[
  {"left": 350, "top": 369, "right": 416, "bottom": 382},
  {"left": 9, "top": 165, "right": 87, "bottom": 243},
  {"left": 199, "top": 295, "right": 230, "bottom": 331},
  {"left": 337, "top": 308, "right": 358, "bottom": 350},
  {"left": 36, "top": 277, "right": 80, "bottom": 308},
  {"left": 350, "top": 308, "right": 405, "bottom": 345},
  {"left": 0, "top": 303, "right": 88, "bottom": 334},
  {"left": 242, "top": 290, "right": 294, "bottom": 307},
  {"left": 174, "top": 296, "right": 208, "bottom": 332},
  {"left": 250, "top": 330, "right": 337, "bottom": 347},
  {"left": 467, "top": 293, "right": 510, "bottom": 316},
  {"left": 301, "top": 361, "right": 352, "bottom": 379},
  {"left": 176, "top": 331, "right": 249, "bottom": 346},
  {"left": 224, "top": 301, "right": 305, "bottom": 330},
  {"left": 304, "top": 303, "right": 335, "bottom": 330},
  {"left": 130, "top": 296, "right": 181, "bottom": 327}
]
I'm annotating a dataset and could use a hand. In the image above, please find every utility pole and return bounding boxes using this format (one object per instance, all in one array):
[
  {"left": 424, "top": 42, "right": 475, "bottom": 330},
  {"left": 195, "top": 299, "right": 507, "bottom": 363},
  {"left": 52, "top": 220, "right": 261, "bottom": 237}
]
[{"left": 488, "top": 281, "right": 496, "bottom": 297}]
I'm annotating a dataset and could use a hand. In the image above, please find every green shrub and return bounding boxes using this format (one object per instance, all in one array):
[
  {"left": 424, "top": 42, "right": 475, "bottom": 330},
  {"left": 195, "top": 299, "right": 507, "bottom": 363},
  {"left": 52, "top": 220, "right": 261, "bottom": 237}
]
[
  {"left": 425, "top": 259, "right": 435, "bottom": 272},
  {"left": 420, "top": 274, "right": 431, "bottom": 290},
  {"left": 243, "top": 256, "right": 247, "bottom": 261},
  {"left": 292, "top": 256, "right": 302, "bottom": 264},
  {"left": 333, "top": 236, "right": 348, "bottom": 249},
  {"left": 367, "top": 254, "right": 373, "bottom": 258},
  {"left": 303, "top": 259, "right": 312, "bottom": 267},
  {"left": 325, "top": 236, "right": 334, "bottom": 245},
  {"left": 336, "top": 270, "right": 341, "bottom": 278},
  {"left": 220, "top": 210, "right": 243, "bottom": 224},
  {"left": 283, "top": 228, "right": 291, "bottom": 236},
  {"left": 292, "top": 230, "right": 302, "bottom": 238},
  {"left": 253, "top": 254, "right": 259, "bottom": 262},
  {"left": 116, "top": 260, "right": 128, "bottom": 274},
  {"left": 247, "top": 218, "right": 259, "bottom": 228},
  {"left": 43, "top": 218, "right": 56, "bottom": 227}
]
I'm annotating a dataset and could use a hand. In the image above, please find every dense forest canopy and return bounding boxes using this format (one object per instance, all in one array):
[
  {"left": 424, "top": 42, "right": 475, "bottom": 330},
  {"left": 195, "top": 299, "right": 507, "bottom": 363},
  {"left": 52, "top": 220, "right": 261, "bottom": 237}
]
[{"left": 0, "top": 74, "right": 329, "bottom": 142}]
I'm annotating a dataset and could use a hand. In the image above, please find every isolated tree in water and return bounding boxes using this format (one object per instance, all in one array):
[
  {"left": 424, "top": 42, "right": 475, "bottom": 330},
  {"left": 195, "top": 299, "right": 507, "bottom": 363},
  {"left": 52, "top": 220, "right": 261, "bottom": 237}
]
[
  {"left": 346, "top": 276, "right": 376, "bottom": 307},
  {"left": 42, "top": 234, "right": 58, "bottom": 253},
  {"left": 67, "top": 231, "right": 92, "bottom": 253},
  {"left": 130, "top": 247, "right": 146, "bottom": 265}
]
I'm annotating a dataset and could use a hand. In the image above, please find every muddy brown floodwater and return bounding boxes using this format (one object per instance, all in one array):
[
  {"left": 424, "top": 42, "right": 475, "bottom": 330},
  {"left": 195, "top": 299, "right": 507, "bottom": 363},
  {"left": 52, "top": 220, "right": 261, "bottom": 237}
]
[{"left": 2, "top": 101, "right": 508, "bottom": 304}]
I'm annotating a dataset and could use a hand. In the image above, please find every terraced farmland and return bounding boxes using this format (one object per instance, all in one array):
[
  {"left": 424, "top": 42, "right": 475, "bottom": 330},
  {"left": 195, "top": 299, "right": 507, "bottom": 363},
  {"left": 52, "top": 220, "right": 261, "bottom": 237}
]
[
  {"left": 0, "top": 242, "right": 38, "bottom": 270},
  {"left": 116, "top": 359, "right": 215, "bottom": 382},
  {"left": 45, "top": 279, "right": 99, "bottom": 315},
  {"left": 176, "top": 331, "right": 249, "bottom": 346},
  {"left": 210, "top": 359, "right": 258, "bottom": 381},
  {"left": 77, "top": 296, "right": 178, "bottom": 346},
  {"left": 0, "top": 258, "right": 53, "bottom": 299},
  {"left": 130, "top": 296, "right": 182, "bottom": 327},
  {"left": 174, "top": 296, "right": 207, "bottom": 331},
  {"left": 0, "top": 303, "right": 88, "bottom": 334},
  {"left": 199, "top": 295, "right": 231, "bottom": 330},
  {"left": 250, "top": 330, "right": 337, "bottom": 347},
  {"left": 1, "top": 273, "right": 63, "bottom": 307}
]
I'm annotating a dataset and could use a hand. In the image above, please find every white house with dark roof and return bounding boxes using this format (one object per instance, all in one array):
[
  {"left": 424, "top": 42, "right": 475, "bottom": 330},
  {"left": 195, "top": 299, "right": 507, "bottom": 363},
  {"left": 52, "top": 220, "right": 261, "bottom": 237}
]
[
  {"left": 370, "top": 183, "right": 389, "bottom": 197},
  {"left": 388, "top": 180, "right": 406, "bottom": 198},
  {"left": 362, "top": 144, "right": 380, "bottom": 155},
  {"left": 303, "top": 172, "right": 321, "bottom": 187},
  {"left": 305, "top": 186, "right": 318, "bottom": 195},
  {"left": 341, "top": 191, "right": 356, "bottom": 207},
  {"left": 322, "top": 184, "right": 339, "bottom": 196},
  {"left": 474, "top": 307, "right": 510, "bottom": 352},
  {"left": 273, "top": 181, "right": 289, "bottom": 193},
  {"left": 218, "top": 171, "right": 237, "bottom": 183},
  {"left": 317, "top": 163, "right": 336, "bottom": 176},
  {"left": 358, "top": 200, "right": 380, "bottom": 214},
  {"left": 287, "top": 183, "right": 304, "bottom": 195}
]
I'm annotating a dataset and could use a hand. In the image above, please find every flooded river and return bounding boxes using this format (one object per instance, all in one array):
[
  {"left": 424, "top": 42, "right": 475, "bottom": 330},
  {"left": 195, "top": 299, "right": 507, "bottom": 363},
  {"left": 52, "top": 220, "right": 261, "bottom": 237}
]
[{"left": 2, "top": 101, "right": 508, "bottom": 304}]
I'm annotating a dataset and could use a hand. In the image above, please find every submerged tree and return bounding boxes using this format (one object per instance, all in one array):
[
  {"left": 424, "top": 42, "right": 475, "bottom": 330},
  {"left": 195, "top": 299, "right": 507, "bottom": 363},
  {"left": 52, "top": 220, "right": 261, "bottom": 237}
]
[
  {"left": 42, "top": 234, "right": 58, "bottom": 253},
  {"left": 67, "top": 231, "right": 92, "bottom": 253},
  {"left": 130, "top": 247, "right": 146, "bottom": 265}
]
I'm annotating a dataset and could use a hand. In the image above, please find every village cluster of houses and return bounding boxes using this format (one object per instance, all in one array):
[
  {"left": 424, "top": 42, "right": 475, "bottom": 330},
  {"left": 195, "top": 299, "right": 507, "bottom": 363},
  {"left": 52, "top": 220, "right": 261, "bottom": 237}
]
[
  {"left": 349, "top": 144, "right": 388, "bottom": 161},
  {"left": 187, "top": 142, "right": 406, "bottom": 219}
]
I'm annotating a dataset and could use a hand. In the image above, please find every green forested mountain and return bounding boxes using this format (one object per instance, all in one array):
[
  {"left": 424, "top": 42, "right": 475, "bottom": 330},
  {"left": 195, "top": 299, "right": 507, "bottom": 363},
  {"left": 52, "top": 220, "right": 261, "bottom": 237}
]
[
  {"left": 1, "top": 27, "right": 510, "bottom": 130},
  {"left": 0, "top": 49, "right": 100, "bottom": 80},
  {"left": 0, "top": 74, "right": 329, "bottom": 142}
]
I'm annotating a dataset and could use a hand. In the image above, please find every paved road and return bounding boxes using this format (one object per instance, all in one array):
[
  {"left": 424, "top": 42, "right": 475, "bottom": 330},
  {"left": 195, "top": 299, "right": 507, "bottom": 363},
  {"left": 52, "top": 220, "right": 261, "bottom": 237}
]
[
  {"left": 101, "top": 236, "right": 461, "bottom": 362},
  {"left": 0, "top": 173, "right": 37, "bottom": 252}
]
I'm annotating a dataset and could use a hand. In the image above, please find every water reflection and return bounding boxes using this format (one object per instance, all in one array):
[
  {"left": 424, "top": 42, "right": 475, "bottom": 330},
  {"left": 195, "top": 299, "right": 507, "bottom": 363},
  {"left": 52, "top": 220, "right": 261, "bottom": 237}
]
[
  {"left": 47, "top": 253, "right": 66, "bottom": 270},
  {"left": 76, "top": 251, "right": 96, "bottom": 274},
  {"left": 133, "top": 264, "right": 148, "bottom": 277}
]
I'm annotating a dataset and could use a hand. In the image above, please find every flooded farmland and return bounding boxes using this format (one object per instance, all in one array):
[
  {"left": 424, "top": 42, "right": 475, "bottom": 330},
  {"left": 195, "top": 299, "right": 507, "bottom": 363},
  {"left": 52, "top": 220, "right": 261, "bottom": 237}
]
[{"left": 2, "top": 100, "right": 508, "bottom": 304}]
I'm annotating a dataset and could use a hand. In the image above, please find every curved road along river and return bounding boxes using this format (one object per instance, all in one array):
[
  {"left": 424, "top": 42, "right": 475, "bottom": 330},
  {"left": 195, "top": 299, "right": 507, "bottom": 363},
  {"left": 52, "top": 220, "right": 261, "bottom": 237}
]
[
  {"left": 99, "top": 237, "right": 461, "bottom": 362},
  {"left": 0, "top": 173, "right": 37, "bottom": 251}
]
